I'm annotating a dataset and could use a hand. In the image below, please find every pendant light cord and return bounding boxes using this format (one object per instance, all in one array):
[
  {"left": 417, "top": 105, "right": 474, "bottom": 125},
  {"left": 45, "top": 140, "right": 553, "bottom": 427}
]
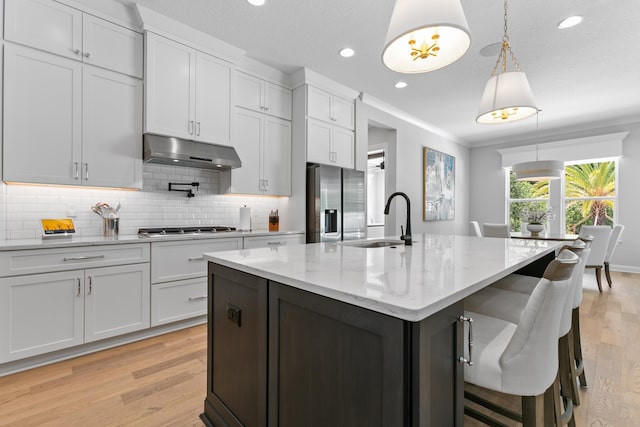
[{"left": 490, "top": 0, "right": 523, "bottom": 77}]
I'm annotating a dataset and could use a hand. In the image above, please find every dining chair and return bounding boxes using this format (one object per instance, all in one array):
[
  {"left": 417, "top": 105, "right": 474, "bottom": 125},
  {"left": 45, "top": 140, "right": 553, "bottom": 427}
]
[
  {"left": 578, "top": 225, "right": 612, "bottom": 292},
  {"left": 482, "top": 223, "right": 510, "bottom": 238},
  {"left": 463, "top": 250, "right": 579, "bottom": 426},
  {"left": 603, "top": 224, "right": 624, "bottom": 287},
  {"left": 470, "top": 221, "right": 482, "bottom": 237}
]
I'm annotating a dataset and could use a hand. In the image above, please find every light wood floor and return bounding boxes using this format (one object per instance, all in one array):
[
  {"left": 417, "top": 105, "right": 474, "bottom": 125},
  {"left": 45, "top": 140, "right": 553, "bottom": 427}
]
[{"left": 1, "top": 271, "right": 639, "bottom": 426}]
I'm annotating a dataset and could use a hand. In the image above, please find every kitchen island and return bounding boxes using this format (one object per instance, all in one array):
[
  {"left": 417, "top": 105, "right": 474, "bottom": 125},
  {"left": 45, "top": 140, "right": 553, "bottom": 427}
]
[{"left": 201, "top": 234, "right": 562, "bottom": 426}]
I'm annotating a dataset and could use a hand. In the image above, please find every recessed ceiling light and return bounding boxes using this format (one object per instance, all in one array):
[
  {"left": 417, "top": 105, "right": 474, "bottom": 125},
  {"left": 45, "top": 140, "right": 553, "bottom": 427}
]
[
  {"left": 247, "top": 0, "right": 265, "bottom": 6},
  {"left": 394, "top": 81, "right": 407, "bottom": 89},
  {"left": 339, "top": 47, "right": 355, "bottom": 58},
  {"left": 479, "top": 42, "right": 502, "bottom": 58},
  {"left": 557, "top": 15, "right": 583, "bottom": 29}
]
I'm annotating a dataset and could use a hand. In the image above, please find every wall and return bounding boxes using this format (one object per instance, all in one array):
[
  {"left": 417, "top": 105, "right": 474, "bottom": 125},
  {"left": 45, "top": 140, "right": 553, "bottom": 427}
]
[
  {"left": 469, "top": 122, "right": 640, "bottom": 272},
  {"left": 356, "top": 100, "right": 470, "bottom": 238},
  {"left": 0, "top": 164, "right": 284, "bottom": 239}
]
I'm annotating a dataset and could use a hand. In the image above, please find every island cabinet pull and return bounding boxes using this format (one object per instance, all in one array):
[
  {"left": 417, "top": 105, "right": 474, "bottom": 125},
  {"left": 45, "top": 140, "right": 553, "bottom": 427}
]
[
  {"left": 458, "top": 315, "right": 474, "bottom": 366},
  {"left": 187, "top": 256, "right": 204, "bottom": 261},
  {"left": 63, "top": 255, "right": 105, "bottom": 262},
  {"left": 188, "top": 295, "right": 207, "bottom": 301}
]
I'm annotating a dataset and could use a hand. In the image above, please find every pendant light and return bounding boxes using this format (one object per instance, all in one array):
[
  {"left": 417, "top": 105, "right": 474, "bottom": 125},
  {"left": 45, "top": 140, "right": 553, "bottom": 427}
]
[
  {"left": 476, "top": 0, "right": 537, "bottom": 124},
  {"left": 382, "top": 0, "right": 471, "bottom": 73},
  {"left": 512, "top": 111, "right": 564, "bottom": 180}
]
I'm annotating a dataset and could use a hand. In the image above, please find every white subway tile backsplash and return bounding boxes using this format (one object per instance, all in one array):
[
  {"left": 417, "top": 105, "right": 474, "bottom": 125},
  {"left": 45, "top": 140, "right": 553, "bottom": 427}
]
[{"left": 0, "top": 164, "right": 282, "bottom": 239}]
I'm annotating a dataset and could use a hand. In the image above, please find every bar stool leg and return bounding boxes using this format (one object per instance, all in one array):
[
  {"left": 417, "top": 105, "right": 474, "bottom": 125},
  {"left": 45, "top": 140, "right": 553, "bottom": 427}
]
[
  {"left": 559, "top": 333, "right": 581, "bottom": 406},
  {"left": 522, "top": 393, "right": 545, "bottom": 427},
  {"left": 572, "top": 307, "right": 588, "bottom": 387}
]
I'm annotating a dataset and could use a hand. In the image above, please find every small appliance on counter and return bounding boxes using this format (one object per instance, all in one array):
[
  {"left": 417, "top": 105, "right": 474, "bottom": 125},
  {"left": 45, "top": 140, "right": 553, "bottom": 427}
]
[
  {"left": 306, "top": 163, "right": 366, "bottom": 243},
  {"left": 41, "top": 218, "right": 76, "bottom": 239}
]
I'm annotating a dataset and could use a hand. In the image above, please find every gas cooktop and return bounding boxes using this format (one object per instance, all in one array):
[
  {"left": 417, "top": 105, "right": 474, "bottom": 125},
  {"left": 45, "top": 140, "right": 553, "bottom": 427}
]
[{"left": 137, "top": 226, "right": 236, "bottom": 237}]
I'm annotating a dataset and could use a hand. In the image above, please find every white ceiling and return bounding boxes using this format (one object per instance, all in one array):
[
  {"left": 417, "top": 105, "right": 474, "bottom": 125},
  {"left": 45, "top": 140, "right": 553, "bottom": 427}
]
[{"left": 121, "top": 0, "right": 640, "bottom": 147}]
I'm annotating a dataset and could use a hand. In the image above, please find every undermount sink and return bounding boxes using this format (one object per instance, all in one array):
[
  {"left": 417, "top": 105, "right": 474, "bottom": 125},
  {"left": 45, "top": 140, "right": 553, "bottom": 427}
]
[{"left": 342, "top": 239, "right": 404, "bottom": 248}]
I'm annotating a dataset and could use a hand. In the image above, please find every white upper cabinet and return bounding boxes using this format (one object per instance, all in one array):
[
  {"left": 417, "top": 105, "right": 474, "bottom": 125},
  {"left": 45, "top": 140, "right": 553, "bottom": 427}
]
[
  {"left": 236, "top": 71, "right": 292, "bottom": 120},
  {"left": 3, "top": 44, "right": 142, "bottom": 188},
  {"left": 145, "top": 32, "right": 233, "bottom": 146},
  {"left": 307, "top": 85, "right": 355, "bottom": 130},
  {"left": 82, "top": 14, "right": 143, "bottom": 78},
  {"left": 225, "top": 108, "right": 291, "bottom": 196},
  {"left": 4, "top": 0, "right": 143, "bottom": 78},
  {"left": 307, "top": 118, "right": 354, "bottom": 169}
]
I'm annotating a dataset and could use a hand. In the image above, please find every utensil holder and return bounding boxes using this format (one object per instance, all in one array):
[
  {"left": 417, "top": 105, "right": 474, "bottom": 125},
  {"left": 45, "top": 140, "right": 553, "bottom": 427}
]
[{"left": 103, "top": 218, "right": 119, "bottom": 237}]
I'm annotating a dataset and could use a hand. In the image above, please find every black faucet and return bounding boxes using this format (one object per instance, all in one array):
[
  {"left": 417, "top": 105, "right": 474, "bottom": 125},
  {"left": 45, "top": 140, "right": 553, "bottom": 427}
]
[{"left": 384, "top": 192, "right": 412, "bottom": 245}]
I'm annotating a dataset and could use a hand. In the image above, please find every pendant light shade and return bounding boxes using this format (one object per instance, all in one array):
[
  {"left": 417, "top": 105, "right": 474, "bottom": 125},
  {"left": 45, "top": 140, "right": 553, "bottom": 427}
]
[
  {"left": 512, "top": 160, "right": 564, "bottom": 181},
  {"left": 476, "top": 71, "right": 537, "bottom": 123},
  {"left": 476, "top": 0, "right": 537, "bottom": 124},
  {"left": 382, "top": 0, "right": 471, "bottom": 74}
]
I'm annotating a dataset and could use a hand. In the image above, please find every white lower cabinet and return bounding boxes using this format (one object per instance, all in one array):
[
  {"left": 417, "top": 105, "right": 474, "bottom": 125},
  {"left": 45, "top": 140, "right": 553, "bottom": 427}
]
[
  {"left": 0, "top": 263, "right": 150, "bottom": 363},
  {"left": 150, "top": 238, "right": 242, "bottom": 326},
  {"left": 243, "top": 233, "right": 305, "bottom": 249}
]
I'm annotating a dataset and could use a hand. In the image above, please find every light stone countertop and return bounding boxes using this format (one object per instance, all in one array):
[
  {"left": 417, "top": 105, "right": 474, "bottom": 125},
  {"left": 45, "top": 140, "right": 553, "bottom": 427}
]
[
  {"left": 204, "top": 233, "right": 563, "bottom": 322},
  {"left": 0, "top": 230, "right": 305, "bottom": 251}
]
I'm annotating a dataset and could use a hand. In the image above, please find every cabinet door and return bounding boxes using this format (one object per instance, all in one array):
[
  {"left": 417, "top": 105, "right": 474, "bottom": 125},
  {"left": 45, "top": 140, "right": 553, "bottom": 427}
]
[
  {"left": 235, "top": 71, "right": 263, "bottom": 113},
  {"left": 332, "top": 127, "right": 355, "bottom": 169},
  {"left": 332, "top": 96, "right": 355, "bottom": 130},
  {"left": 151, "top": 278, "right": 208, "bottom": 326},
  {"left": 306, "top": 118, "right": 333, "bottom": 166},
  {"left": 4, "top": 0, "right": 82, "bottom": 61},
  {"left": 262, "top": 116, "right": 291, "bottom": 196},
  {"left": 264, "top": 83, "right": 292, "bottom": 120},
  {"left": 0, "top": 271, "right": 84, "bottom": 363},
  {"left": 3, "top": 45, "right": 82, "bottom": 185},
  {"left": 230, "top": 108, "right": 263, "bottom": 194},
  {"left": 84, "top": 264, "right": 150, "bottom": 343},
  {"left": 195, "top": 52, "right": 232, "bottom": 146},
  {"left": 83, "top": 66, "right": 142, "bottom": 189},
  {"left": 205, "top": 264, "right": 268, "bottom": 427},
  {"left": 268, "top": 282, "right": 405, "bottom": 426},
  {"left": 307, "top": 86, "right": 333, "bottom": 123},
  {"left": 82, "top": 14, "right": 143, "bottom": 78},
  {"left": 145, "top": 33, "right": 195, "bottom": 139}
]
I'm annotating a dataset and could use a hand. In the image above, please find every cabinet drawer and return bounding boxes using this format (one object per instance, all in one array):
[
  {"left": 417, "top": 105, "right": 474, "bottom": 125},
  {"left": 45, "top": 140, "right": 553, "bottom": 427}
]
[
  {"left": 151, "top": 238, "right": 241, "bottom": 283},
  {"left": 0, "top": 244, "right": 150, "bottom": 277},
  {"left": 243, "top": 234, "right": 305, "bottom": 249},
  {"left": 151, "top": 278, "right": 207, "bottom": 326}
]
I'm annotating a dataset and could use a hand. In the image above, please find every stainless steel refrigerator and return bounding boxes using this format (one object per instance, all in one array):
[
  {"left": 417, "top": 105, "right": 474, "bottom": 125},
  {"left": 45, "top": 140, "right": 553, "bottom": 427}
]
[{"left": 306, "top": 163, "right": 366, "bottom": 243}]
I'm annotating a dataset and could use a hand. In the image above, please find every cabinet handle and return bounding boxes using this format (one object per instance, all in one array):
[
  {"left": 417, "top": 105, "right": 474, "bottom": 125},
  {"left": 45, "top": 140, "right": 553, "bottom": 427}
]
[
  {"left": 189, "top": 120, "right": 194, "bottom": 135},
  {"left": 63, "top": 255, "right": 105, "bottom": 261},
  {"left": 83, "top": 52, "right": 91, "bottom": 58},
  {"left": 74, "top": 162, "right": 80, "bottom": 180},
  {"left": 458, "top": 315, "right": 474, "bottom": 366},
  {"left": 188, "top": 295, "right": 208, "bottom": 301},
  {"left": 187, "top": 256, "right": 204, "bottom": 261},
  {"left": 264, "top": 106, "right": 270, "bottom": 111},
  {"left": 73, "top": 49, "right": 81, "bottom": 56},
  {"left": 84, "top": 163, "right": 89, "bottom": 180},
  {"left": 88, "top": 276, "right": 93, "bottom": 295},
  {"left": 263, "top": 179, "right": 268, "bottom": 191},
  {"left": 196, "top": 121, "right": 201, "bottom": 136},
  {"left": 267, "top": 241, "right": 285, "bottom": 246},
  {"left": 76, "top": 278, "right": 82, "bottom": 296}
]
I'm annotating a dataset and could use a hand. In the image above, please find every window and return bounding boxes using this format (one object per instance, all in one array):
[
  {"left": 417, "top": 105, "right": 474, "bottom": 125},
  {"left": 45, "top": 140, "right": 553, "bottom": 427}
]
[
  {"left": 508, "top": 172, "right": 550, "bottom": 232},
  {"left": 507, "top": 160, "right": 617, "bottom": 234},
  {"left": 564, "top": 161, "right": 616, "bottom": 233}
]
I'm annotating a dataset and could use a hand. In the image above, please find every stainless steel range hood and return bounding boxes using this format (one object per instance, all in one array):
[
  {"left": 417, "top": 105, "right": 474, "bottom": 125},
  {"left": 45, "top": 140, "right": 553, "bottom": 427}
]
[{"left": 143, "top": 134, "right": 241, "bottom": 170}]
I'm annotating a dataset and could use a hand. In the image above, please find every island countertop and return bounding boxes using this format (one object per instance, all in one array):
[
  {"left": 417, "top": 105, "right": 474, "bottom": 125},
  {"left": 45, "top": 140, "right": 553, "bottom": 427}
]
[{"left": 204, "top": 233, "right": 563, "bottom": 321}]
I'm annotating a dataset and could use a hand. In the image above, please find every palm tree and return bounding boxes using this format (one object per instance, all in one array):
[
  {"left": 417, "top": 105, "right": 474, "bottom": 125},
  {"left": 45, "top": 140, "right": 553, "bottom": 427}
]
[{"left": 565, "top": 162, "right": 615, "bottom": 231}]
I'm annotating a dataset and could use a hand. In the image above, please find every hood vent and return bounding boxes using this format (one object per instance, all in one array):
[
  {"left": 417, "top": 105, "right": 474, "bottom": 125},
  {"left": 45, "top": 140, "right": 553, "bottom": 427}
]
[{"left": 143, "top": 134, "right": 241, "bottom": 170}]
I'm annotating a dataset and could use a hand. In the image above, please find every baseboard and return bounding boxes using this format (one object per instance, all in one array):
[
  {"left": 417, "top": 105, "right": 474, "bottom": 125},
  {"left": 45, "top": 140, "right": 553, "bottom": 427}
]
[
  {"left": 610, "top": 264, "right": 640, "bottom": 274},
  {"left": 0, "top": 316, "right": 206, "bottom": 377}
]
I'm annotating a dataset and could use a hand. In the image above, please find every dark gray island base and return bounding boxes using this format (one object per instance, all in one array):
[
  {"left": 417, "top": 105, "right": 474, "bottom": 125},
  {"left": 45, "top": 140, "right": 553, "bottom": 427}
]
[{"left": 200, "top": 263, "right": 465, "bottom": 427}]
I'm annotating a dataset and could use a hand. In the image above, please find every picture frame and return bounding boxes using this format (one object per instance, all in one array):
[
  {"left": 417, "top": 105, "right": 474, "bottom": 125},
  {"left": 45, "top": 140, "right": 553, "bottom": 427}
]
[{"left": 423, "top": 147, "right": 455, "bottom": 221}]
